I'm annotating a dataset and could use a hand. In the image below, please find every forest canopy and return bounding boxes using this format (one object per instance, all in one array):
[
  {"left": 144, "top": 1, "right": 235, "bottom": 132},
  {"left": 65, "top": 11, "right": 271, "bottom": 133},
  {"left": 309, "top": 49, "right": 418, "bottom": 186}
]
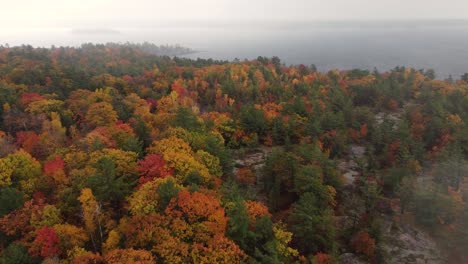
[{"left": 0, "top": 43, "right": 467, "bottom": 263}]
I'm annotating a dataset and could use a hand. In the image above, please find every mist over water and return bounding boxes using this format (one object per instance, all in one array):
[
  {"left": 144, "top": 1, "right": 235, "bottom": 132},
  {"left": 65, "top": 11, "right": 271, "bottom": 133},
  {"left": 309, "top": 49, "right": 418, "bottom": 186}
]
[{"left": 3, "top": 20, "right": 468, "bottom": 78}]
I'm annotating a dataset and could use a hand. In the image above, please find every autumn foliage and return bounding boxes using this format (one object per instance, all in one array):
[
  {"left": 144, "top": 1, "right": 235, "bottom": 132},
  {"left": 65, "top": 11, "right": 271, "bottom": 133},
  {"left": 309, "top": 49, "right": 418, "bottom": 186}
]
[
  {"left": 313, "top": 252, "right": 334, "bottom": 264},
  {"left": 136, "top": 154, "right": 173, "bottom": 186},
  {"left": 351, "top": 231, "right": 376, "bottom": 261},
  {"left": 0, "top": 44, "right": 466, "bottom": 263},
  {"left": 29, "top": 226, "right": 61, "bottom": 258}
]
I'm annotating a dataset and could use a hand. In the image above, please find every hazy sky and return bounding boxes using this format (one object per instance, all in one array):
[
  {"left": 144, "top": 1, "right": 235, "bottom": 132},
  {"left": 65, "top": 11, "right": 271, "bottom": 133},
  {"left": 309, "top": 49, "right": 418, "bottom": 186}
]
[{"left": 2, "top": 0, "right": 468, "bottom": 29}]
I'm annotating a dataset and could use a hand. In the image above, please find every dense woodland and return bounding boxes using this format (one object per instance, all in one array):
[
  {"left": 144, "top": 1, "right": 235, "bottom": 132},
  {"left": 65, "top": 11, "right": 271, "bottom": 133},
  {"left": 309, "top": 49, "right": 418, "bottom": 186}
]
[{"left": 0, "top": 44, "right": 466, "bottom": 263}]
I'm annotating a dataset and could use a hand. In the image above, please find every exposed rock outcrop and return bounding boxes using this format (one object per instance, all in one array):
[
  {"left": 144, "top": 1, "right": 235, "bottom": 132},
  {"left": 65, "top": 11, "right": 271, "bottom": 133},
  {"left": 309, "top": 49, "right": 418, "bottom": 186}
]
[
  {"left": 380, "top": 220, "right": 444, "bottom": 264},
  {"left": 339, "top": 253, "right": 368, "bottom": 264},
  {"left": 338, "top": 145, "right": 366, "bottom": 185}
]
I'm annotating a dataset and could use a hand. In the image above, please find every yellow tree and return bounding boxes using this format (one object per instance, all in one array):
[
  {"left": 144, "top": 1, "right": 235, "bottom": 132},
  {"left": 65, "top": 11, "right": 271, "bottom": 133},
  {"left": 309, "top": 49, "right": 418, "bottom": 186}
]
[
  {"left": 53, "top": 224, "right": 89, "bottom": 254},
  {"left": 127, "top": 176, "right": 181, "bottom": 216},
  {"left": 272, "top": 222, "right": 299, "bottom": 260},
  {"left": 39, "top": 112, "right": 67, "bottom": 155},
  {"left": 0, "top": 157, "right": 14, "bottom": 187},
  {"left": 0, "top": 149, "right": 42, "bottom": 194},
  {"left": 78, "top": 188, "right": 104, "bottom": 251},
  {"left": 202, "top": 112, "right": 236, "bottom": 140},
  {"left": 25, "top": 99, "right": 64, "bottom": 115},
  {"left": 123, "top": 93, "right": 152, "bottom": 119},
  {"left": 85, "top": 102, "right": 118, "bottom": 127},
  {"left": 89, "top": 148, "right": 138, "bottom": 178},
  {"left": 78, "top": 188, "right": 98, "bottom": 233},
  {"left": 148, "top": 136, "right": 212, "bottom": 184},
  {"left": 195, "top": 150, "right": 222, "bottom": 177},
  {"left": 104, "top": 248, "right": 155, "bottom": 264},
  {"left": 102, "top": 229, "right": 120, "bottom": 253},
  {"left": 30, "top": 204, "right": 62, "bottom": 228}
]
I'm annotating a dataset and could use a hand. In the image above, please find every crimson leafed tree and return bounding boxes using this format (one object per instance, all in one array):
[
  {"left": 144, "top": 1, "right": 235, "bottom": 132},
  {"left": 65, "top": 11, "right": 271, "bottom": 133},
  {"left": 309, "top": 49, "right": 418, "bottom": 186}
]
[
  {"left": 136, "top": 154, "right": 173, "bottom": 186},
  {"left": 29, "top": 226, "right": 61, "bottom": 258}
]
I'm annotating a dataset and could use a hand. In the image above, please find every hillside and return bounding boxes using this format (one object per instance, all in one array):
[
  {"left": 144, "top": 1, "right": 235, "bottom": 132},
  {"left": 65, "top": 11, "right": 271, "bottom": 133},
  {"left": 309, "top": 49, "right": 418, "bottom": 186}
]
[{"left": 0, "top": 44, "right": 467, "bottom": 263}]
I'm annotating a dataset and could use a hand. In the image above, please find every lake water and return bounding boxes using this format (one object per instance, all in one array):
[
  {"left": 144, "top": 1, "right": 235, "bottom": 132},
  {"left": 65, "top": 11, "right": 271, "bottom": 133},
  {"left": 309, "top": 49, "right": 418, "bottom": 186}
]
[{"left": 2, "top": 21, "right": 468, "bottom": 79}]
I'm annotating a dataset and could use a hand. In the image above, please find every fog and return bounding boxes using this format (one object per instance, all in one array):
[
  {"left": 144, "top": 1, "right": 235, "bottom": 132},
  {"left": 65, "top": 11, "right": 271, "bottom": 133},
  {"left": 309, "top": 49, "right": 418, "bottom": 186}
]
[
  {"left": 1, "top": 0, "right": 468, "bottom": 78},
  {"left": 2, "top": 0, "right": 468, "bottom": 30}
]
